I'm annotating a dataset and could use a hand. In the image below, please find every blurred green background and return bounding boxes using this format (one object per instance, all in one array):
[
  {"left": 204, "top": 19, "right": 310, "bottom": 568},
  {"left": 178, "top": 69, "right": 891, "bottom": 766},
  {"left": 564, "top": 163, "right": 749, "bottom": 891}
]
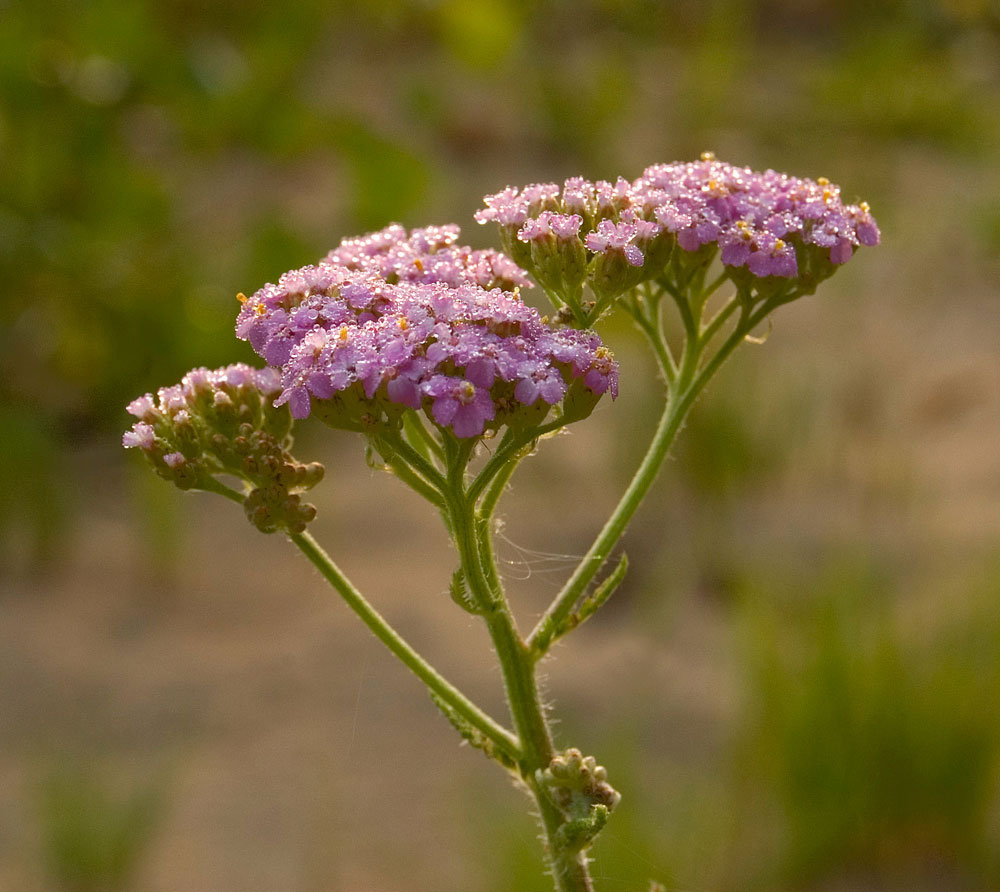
[{"left": 2, "top": 1, "right": 999, "bottom": 889}]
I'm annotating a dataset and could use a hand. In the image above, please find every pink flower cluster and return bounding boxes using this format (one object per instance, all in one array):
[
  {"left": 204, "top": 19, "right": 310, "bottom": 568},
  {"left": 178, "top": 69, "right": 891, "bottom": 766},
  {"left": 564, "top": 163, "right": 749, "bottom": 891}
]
[
  {"left": 123, "top": 364, "right": 324, "bottom": 532},
  {"left": 324, "top": 223, "right": 532, "bottom": 291},
  {"left": 476, "top": 154, "right": 880, "bottom": 281},
  {"left": 235, "top": 226, "right": 618, "bottom": 439}
]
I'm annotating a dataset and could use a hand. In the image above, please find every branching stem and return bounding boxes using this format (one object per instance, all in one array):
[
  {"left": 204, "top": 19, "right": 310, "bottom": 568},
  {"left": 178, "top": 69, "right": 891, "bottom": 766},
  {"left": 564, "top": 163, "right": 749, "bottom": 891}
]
[
  {"left": 289, "top": 529, "right": 521, "bottom": 764},
  {"left": 528, "top": 292, "right": 776, "bottom": 658}
]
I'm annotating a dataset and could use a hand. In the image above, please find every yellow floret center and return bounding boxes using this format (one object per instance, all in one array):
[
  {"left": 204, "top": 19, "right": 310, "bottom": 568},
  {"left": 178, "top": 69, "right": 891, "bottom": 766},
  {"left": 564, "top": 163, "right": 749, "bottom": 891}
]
[
  {"left": 704, "top": 178, "right": 728, "bottom": 198},
  {"left": 458, "top": 381, "right": 476, "bottom": 404}
]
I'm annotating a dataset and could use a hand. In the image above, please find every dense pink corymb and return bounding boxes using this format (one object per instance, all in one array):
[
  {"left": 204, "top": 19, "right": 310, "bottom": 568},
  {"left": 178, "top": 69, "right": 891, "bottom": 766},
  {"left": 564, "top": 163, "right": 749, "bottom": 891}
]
[
  {"left": 233, "top": 225, "right": 619, "bottom": 438},
  {"left": 477, "top": 155, "right": 880, "bottom": 279}
]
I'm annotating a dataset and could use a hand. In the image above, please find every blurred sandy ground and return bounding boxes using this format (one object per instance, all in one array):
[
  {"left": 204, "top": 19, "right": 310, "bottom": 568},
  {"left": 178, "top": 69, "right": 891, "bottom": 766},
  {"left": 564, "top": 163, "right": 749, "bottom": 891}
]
[{"left": 2, "top": 2, "right": 1000, "bottom": 890}]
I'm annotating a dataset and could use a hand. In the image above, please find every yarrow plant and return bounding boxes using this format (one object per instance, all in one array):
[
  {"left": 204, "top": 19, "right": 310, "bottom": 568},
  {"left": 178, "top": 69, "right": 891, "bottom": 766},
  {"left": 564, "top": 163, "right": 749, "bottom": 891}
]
[{"left": 125, "top": 154, "right": 879, "bottom": 891}]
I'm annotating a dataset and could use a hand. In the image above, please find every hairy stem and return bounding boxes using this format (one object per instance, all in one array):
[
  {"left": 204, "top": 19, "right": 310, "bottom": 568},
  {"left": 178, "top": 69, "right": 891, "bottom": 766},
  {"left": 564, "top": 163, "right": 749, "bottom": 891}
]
[
  {"left": 447, "top": 460, "right": 595, "bottom": 892},
  {"left": 402, "top": 410, "right": 446, "bottom": 467},
  {"left": 468, "top": 418, "right": 564, "bottom": 505}
]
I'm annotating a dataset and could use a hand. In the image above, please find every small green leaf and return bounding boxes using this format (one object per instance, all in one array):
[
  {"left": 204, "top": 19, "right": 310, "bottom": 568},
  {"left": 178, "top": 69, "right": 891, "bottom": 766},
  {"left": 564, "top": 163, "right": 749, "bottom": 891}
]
[
  {"left": 449, "top": 567, "right": 482, "bottom": 614},
  {"left": 574, "top": 552, "right": 629, "bottom": 628},
  {"left": 555, "top": 804, "right": 610, "bottom": 853},
  {"left": 429, "top": 693, "right": 517, "bottom": 770}
]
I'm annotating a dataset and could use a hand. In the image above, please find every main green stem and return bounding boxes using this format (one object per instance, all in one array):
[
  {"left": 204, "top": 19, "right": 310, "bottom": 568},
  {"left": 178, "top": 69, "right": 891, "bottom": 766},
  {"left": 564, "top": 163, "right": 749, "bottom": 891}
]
[{"left": 447, "top": 463, "right": 595, "bottom": 892}]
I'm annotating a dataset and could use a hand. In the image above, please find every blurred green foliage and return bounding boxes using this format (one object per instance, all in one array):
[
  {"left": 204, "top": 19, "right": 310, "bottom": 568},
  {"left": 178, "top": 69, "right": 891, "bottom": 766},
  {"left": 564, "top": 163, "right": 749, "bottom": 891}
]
[
  {"left": 738, "top": 558, "right": 1000, "bottom": 889},
  {"left": 38, "top": 761, "right": 166, "bottom": 891},
  {"left": 674, "top": 351, "right": 814, "bottom": 501}
]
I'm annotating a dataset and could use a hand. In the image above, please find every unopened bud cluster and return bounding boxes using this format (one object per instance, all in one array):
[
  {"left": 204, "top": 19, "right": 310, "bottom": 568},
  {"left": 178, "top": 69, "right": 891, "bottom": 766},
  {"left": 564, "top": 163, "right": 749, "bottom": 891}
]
[
  {"left": 537, "top": 748, "right": 621, "bottom": 853},
  {"left": 538, "top": 747, "right": 621, "bottom": 818},
  {"left": 235, "top": 225, "right": 619, "bottom": 440},
  {"left": 476, "top": 153, "right": 880, "bottom": 315},
  {"left": 123, "top": 364, "right": 324, "bottom": 534}
]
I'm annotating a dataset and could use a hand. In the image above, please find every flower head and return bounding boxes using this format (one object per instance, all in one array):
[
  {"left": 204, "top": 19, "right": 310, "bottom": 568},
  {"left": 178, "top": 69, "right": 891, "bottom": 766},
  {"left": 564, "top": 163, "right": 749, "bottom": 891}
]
[
  {"left": 323, "top": 223, "right": 533, "bottom": 292},
  {"left": 123, "top": 364, "right": 323, "bottom": 533},
  {"left": 235, "top": 225, "right": 619, "bottom": 440},
  {"left": 477, "top": 155, "right": 880, "bottom": 313}
]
